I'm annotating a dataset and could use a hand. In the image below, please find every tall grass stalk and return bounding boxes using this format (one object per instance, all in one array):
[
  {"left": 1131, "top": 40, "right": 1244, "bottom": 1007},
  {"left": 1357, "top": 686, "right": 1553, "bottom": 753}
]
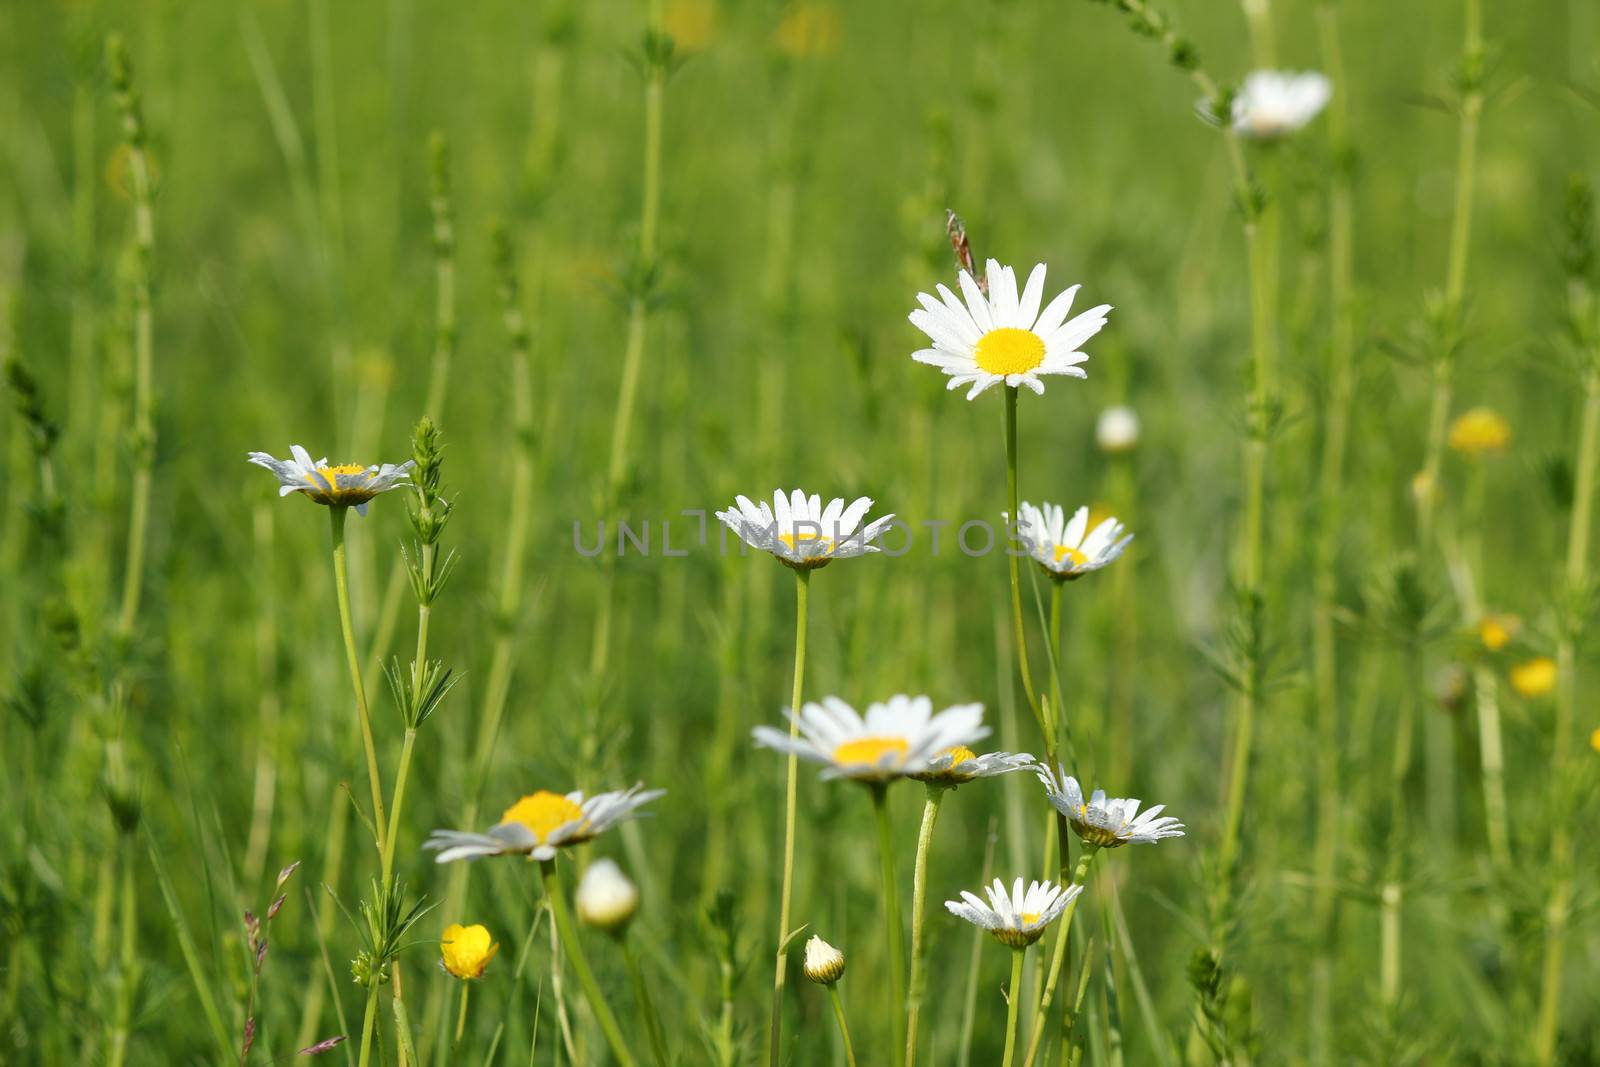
[
  {"left": 586, "top": 0, "right": 667, "bottom": 714},
  {"left": 106, "top": 34, "right": 155, "bottom": 641},
  {"left": 767, "top": 568, "right": 810, "bottom": 1067},
  {"left": 1309, "top": 3, "right": 1355, "bottom": 1055},
  {"left": 1534, "top": 344, "right": 1600, "bottom": 1065},
  {"left": 1002, "top": 947, "right": 1027, "bottom": 1067}
]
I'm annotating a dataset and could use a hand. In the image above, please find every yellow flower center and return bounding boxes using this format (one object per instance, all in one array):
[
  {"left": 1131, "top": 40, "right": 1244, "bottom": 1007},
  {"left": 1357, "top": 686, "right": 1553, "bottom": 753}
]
[
  {"left": 1053, "top": 545, "right": 1089, "bottom": 568},
  {"left": 500, "top": 791, "right": 585, "bottom": 843},
  {"left": 778, "top": 530, "right": 833, "bottom": 552},
  {"left": 315, "top": 463, "right": 369, "bottom": 482},
  {"left": 1020, "top": 912, "right": 1041, "bottom": 926},
  {"left": 942, "top": 745, "right": 977, "bottom": 765},
  {"left": 833, "top": 737, "right": 909, "bottom": 767},
  {"left": 973, "top": 327, "right": 1046, "bottom": 376}
]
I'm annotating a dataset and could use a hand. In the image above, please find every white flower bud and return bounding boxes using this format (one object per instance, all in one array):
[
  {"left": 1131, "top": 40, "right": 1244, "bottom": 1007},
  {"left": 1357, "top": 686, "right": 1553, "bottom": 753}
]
[
  {"left": 1095, "top": 406, "right": 1140, "bottom": 454},
  {"left": 802, "top": 935, "right": 845, "bottom": 985},
  {"left": 575, "top": 859, "right": 639, "bottom": 932}
]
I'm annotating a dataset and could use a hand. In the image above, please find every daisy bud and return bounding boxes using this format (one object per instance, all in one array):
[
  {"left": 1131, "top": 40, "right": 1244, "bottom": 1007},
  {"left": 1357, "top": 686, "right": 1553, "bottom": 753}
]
[
  {"left": 802, "top": 936, "right": 845, "bottom": 985},
  {"left": 1095, "top": 406, "right": 1140, "bottom": 454},
  {"left": 576, "top": 859, "right": 639, "bottom": 933}
]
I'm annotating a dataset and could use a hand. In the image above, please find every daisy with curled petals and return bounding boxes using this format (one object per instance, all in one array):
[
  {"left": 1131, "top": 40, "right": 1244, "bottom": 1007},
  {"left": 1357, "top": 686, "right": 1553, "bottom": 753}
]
[
  {"left": 905, "top": 739, "right": 1033, "bottom": 1065},
  {"left": 908, "top": 258, "right": 1111, "bottom": 401},
  {"left": 1034, "top": 763, "right": 1185, "bottom": 849},
  {"left": 424, "top": 784, "right": 664, "bottom": 863},
  {"left": 752, "top": 695, "right": 988, "bottom": 783},
  {"left": 716, "top": 489, "right": 895, "bottom": 571},
  {"left": 1015, "top": 501, "right": 1133, "bottom": 582},
  {"left": 247, "top": 444, "right": 414, "bottom": 515},
  {"left": 947, "top": 877, "right": 1085, "bottom": 1065},
  {"left": 247, "top": 443, "right": 417, "bottom": 863},
  {"left": 1228, "top": 70, "right": 1332, "bottom": 140}
]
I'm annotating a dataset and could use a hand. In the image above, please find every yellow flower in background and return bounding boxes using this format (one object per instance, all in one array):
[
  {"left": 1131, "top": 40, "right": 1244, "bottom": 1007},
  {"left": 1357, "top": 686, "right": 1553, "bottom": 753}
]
[
  {"left": 1447, "top": 407, "right": 1511, "bottom": 457},
  {"left": 664, "top": 0, "right": 717, "bottom": 52},
  {"left": 440, "top": 923, "right": 498, "bottom": 980},
  {"left": 1477, "top": 613, "right": 1519, "bottom": 652},
  {"left": 774, "top": 2, "right": 840, "bottom": 58},
  {"left": 1509, "top": 657, "right": 1558, "bottom": 699},
  {"left": 1590, "top": 727, "right": 1600, "bottom": 753}
]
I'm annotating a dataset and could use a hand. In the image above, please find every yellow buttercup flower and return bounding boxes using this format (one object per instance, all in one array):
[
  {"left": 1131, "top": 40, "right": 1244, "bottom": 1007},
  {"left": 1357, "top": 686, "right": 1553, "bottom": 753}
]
[
  {"left": 774, "top": 3, "right": 840, "bottom": 58},
  {"left": 1590, "top": 727, "right": 1600, "bottom": 754},
  {"left": 1447, "top": 407, "right": 1511, "bottom": 457},
  {"left": 664, "top": 0, "right": 716, "bottom": 52},
  {"left": 1509, "top": 657, "right": 1558, "bottom": 699},
  {"left": 1478, "top": 613, "right": 1519, "bottom": 652},
  {"left": 440, "top": 923, "right": 498, "bottom": 980}
]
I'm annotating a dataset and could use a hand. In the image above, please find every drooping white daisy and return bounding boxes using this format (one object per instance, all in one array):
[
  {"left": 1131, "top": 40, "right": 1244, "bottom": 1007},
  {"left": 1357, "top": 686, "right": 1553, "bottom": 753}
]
[
  {"left": 752, "top": 695, "right": 988, "bottom": 782},
  {"left": 945, "top": 877, "right": 1082, "bottom": 948},
  {"left": 911, "top": 745, "right": 1035, "bottom": 787},
  {"left": 909, "top": 259, "right": 1111, "bottom": 400},
  {"left": 424, "top": 784, "right": 664, "bottom": 863},
  {"left": 1014, "top": 502, "right": 1133, "bottom": 581},
  {"left": 715, "top": 489, "right": 895, "bottom": 570},
  {"left": 1229, "top": 70, "right": 1332, "bottom": 140},
  {"left": 1035, "top": 764, "right": 1184, "bottom": 848},
  {"left": 247, "top": 445, "right": 414, "bottom": 514}
]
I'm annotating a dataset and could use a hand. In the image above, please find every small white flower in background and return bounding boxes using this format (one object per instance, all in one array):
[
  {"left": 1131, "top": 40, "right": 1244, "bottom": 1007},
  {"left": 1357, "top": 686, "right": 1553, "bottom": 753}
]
[
  {"left": 247, "top": 445, "right": 414, "bottom": 514},
  {"left": 911, "top": 745, "right": 1035, "bottom": 787},
  {"left": 1014, "top": 502, "right": 1133, "bottom": 581},
  {"left": 1228, "top": 70, "right": 1332, "bottom": 140},
  {"left": 1035, "top": 764, "right": 1184, "bottom": 848},
  {"left": 715, "top": 490, "right": 895, "bottom": 570},
  {"left": 802, "top": 935, "right": 846, "bottom": 985},
  {"left": 424, "top": 784, "right": 664, "bottom": 863},
  {"left": 909, "top": 259, "right": 1112, "bottom": 400},
  {"left": 1095, "top": 406, "right": 1140, "bottom": 454},
  {"left": 753, "top": 695, "right": 989, "bottom": 782},
  {"left": 945, "top": 877, "right": 1082, "bottom": 948},
  {"left": 575, "top": 858, "right": 640, "bottom": 932}
]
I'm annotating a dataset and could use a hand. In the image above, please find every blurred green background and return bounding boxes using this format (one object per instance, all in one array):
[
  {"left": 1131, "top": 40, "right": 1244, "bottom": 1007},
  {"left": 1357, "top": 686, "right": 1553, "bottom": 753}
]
[{"left": 2, "top": 0, "right": 1598, "bottom": 1063}]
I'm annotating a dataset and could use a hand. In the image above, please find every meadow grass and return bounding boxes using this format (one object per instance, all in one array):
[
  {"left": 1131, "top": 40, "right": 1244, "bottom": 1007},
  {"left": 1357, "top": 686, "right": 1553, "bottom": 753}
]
[{"left": 2, "top": 1, "right": 1599, "bottom": 1065}]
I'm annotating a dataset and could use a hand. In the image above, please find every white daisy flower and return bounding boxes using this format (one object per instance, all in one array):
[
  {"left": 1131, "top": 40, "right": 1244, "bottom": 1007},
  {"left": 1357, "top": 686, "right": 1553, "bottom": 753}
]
[
  {"left": 1034, "top": 764, "right": 1185, "bottom": 849},
  {"left": 1229, "top": 70, "right": 1332, "bottom": 140},
  {"left": 247, "top": 444, "right": 414, "bottom": 515},
  {"left": 910, "top": 745, "right": 1035, "bottom": 787},
  {"left": 715, "top": 489, "right": 895, "bottom": 570},
  {"left": 945, "top": 877, "right": 1082, "bottom": 949},
  {"left": 1015, "top": 502, "right": 1133, "bottom": 581},
  {"left": 802, "top": 936, "right": 846, "bottom": 985},
  {"left": 424, "top": 784, "right": 664, "bottom": 863},
  {"left": 908, "top": 258, "right": 1111, "bottom": 400},
  {"left": 752, "top": 695, "right": 989, "bottom": 782}
]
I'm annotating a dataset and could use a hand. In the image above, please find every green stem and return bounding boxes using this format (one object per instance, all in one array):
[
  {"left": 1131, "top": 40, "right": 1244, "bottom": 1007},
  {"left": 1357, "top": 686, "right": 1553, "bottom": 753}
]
[
  {"left": 454, "top": 982, "right": 469, "bottom": 1048},
  {"left": 357, "top": 984, "right": 380, "bottom": 1067},
  {"left": 1002, "top": 948, "right": 1027, "bottom": 1067},
  {"left": 1003, "top": 386, "right": 1045, "bottom": 737},
  {"left": 904, "top": 786, "right": 947, "bottom": 1067},
  {"left": 1021, "top": 847, "right": 1097, "bottom": 1067},
  {"left": 622, "top": 937, "right": 670, "bottom": 1067},
  {"left": 828, "top": 986, "right": 860, "bottom": 1067},
  {"left": 381, "top": 729, "right": 417, "bottom": 881},
  {"left": 873, "top": 784, "right": 907, "bottom": 1059},
  {"left": 767, "top": 567, "right": 810, "bottom": 1067},
  {"left": 539, "top": 860, "right": 637, "bottom": 1067},
  {"left": 107, "top": 834, "right": 138, "bottom": 1067},
  {"left": 329, "top": 505, "right": 387, "bottom": 856}
]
